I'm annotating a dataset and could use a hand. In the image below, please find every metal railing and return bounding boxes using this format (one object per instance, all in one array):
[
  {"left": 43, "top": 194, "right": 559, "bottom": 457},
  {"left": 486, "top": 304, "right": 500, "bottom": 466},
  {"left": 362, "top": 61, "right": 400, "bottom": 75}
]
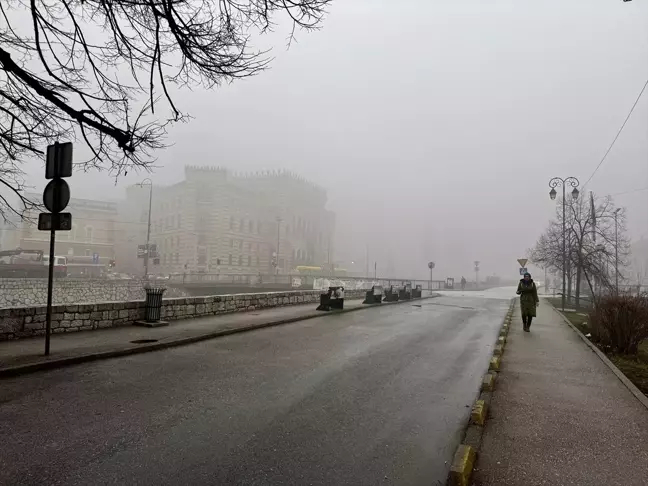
[{"left": 168, "top": 272, "right": 448, "bottom": 291}]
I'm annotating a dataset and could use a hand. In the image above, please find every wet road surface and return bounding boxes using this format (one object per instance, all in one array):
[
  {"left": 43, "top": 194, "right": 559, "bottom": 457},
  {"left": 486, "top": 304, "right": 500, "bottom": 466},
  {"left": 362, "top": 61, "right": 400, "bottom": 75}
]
[{"left": 0, "top": 291, "right": 511, "bottom": 486}]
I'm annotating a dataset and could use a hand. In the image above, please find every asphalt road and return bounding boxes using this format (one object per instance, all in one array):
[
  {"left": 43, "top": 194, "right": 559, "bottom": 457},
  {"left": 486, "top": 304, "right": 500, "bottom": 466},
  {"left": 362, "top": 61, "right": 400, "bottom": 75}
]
[{"left": 0, "top": 291, "right": 511, "bottom": 486}]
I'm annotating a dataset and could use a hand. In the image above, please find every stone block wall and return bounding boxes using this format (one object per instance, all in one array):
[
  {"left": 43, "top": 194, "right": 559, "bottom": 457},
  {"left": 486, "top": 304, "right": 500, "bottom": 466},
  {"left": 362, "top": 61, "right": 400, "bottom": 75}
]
[
  {"left": 0, "top": 278, "right": 187, "bottom": 308},
  {"left": 0, "top": 289, "right": 367, "bottom": 340}
]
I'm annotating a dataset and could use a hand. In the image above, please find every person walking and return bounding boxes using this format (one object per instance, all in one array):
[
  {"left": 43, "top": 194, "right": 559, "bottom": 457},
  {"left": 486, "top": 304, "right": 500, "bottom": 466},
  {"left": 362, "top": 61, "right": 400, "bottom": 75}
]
[
  {"left": 460, "top": 276, "right": 466, "bottom": 291},
  {"left": 517, "top": 272, "right": 539, "bottom": 332}
]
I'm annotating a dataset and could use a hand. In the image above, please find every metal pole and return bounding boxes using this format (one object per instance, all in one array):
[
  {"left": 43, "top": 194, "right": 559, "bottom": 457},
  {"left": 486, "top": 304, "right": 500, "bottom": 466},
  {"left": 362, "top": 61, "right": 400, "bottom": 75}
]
[
  {"left": 365, "top": 245, "right": 369, "bottom": 278},
  {"left": 276, "top": 217, "right": 281, "bottom": 275},
  {"left": 429, "top": 267, "right": 433, "bottom": 288},
  {"left": 44, "top": 227, "right": 56, "bottom": 356},
  {"left": 562, "top": 184, "right": 566, "bottom": 312},
  {"left": 615, "top": 210, "right": 619, "bottom": 294},
  {"left": 144, "top": 182, "right": 153, "bottom": 279},
  {"left": 374, "top": 261, "right": 377, "bottom": 279},
  {"left": 44, "top": 142, "right": 59, "bottom": 356}
]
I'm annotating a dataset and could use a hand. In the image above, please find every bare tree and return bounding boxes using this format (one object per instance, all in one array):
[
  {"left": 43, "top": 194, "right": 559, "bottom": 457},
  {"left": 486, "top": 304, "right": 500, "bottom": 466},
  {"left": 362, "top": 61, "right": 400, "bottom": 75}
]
[
  {"left": 529, "top": 193, "right": 630, "bottom": 308},
  {"left": 0, "top": 0, "right": 331, "bottom": 218}
]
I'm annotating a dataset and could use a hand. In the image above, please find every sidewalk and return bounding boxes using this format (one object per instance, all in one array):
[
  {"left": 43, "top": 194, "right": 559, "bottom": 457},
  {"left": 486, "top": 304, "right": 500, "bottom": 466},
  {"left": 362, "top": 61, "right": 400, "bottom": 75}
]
[
  {"left": 0, "top": 298, "right": 375, "bottom": 376},
  {"left": 473, "top": 300, "right": 648, "bottom": 486}
]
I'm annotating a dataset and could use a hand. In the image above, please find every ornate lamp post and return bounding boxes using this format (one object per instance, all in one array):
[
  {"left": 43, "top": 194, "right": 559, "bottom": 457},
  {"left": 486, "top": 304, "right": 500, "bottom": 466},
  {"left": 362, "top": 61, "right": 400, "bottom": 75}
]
[{"left": 549, "top": 177, "right": 580, "bottom": 312}]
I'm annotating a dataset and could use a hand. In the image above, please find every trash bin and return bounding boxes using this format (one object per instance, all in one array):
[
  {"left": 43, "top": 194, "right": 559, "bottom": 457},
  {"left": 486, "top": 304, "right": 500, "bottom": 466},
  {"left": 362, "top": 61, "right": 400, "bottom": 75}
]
[
  {"left": 317, "top": 286, "right": 345, "bottom": 311},
  {"left": 412, "top": 285, "right": 422, "bottom": 299},
  {"left": 144, "top": 286, "right": 166, "bottom": 323},
  {"left": 384, "top": 286, "right": 399, "bottom": 302},
  {"left": 363, "top": 285, "right": 383, "bottom": 304}
]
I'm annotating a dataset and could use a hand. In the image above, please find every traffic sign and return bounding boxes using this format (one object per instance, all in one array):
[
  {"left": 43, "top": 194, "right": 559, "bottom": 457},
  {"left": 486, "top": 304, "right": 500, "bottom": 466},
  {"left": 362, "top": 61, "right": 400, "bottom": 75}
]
[
  {"left": 45, "top": 142, "right": 73, "bottom": 179},
  {"left": 428, "top": 261, "right": 435, "bottom": 269},
  {"left": 137, "top": 245, "right": 147, "bottom": 258},
  {"left": 43, "top": 179, "right": 70, "bottom": 213},
  {"left": 38, "top": 212, "right": 72, "bottom": 231},
  {"left": 517, "top": 258, "right": 528, "bottom": 267},
  {"left": 519, "top": 267, "right": 528, "bottom": 275}
]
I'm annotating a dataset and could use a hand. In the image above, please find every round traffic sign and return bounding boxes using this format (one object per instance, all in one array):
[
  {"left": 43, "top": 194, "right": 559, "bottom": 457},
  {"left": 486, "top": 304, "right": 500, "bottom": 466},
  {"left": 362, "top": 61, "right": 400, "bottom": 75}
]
[
  {"left": 428, "top": 261, "right": 435, "bottom": 269},
  {"left": 43, "top": 179, "right": 70, "bottom": 213}
]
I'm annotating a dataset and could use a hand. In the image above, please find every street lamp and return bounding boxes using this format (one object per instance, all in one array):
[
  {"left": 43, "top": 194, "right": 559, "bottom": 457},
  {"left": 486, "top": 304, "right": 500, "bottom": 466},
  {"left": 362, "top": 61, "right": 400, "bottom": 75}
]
[
  {"left": 275, "top": 216, "right": 282, "bottom": 275},
  {"left": 548, "top": 176, "right": 580, "bottom": 312},
  {"left": 428, "top": 261, "right": 435, "bottom": 290},
  {"left": 614, "top": 208, "right": 621, "bottom": 294},
  {"left": 137, "top": 178, "right": 153, "bottom": 279}
]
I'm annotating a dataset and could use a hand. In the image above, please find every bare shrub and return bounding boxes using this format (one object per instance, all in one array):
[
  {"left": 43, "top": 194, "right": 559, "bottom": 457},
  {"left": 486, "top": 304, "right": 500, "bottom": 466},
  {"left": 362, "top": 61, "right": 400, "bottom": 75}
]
[{"left": 589, "top": 293, "right": 648, "bottom": 355}]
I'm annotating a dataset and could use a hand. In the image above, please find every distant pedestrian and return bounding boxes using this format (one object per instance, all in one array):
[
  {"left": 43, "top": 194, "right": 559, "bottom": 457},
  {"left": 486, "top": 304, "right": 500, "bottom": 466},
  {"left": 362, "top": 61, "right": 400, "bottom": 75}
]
[
  {"left": 517, "top": 272, "right": 539, "bottom": 332},
  {"left": 460, "top": 276, "right": 466, "bottom": 290}
]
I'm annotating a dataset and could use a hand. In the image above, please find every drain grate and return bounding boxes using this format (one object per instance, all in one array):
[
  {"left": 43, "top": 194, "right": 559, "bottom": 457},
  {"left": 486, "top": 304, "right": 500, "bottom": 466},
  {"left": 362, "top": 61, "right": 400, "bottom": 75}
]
[{"left": 130, "top": 339, "right": 159, "bottom": 344}]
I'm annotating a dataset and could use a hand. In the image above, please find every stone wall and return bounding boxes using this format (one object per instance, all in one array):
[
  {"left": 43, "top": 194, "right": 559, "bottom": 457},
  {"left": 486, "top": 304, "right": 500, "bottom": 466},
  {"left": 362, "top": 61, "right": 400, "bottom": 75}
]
[
  {"left": 0, "top": 279, "right": 188, "bottom": 308},
  {"left": 0, "top": 289, "right": 367, "bottom": 340}
]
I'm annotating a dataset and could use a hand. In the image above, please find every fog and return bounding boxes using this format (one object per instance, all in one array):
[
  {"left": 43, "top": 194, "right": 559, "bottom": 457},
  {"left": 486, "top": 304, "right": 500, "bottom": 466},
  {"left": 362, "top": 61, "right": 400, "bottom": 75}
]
[{"left": 17, "top": 0, "right": 648, "bottom": 280}]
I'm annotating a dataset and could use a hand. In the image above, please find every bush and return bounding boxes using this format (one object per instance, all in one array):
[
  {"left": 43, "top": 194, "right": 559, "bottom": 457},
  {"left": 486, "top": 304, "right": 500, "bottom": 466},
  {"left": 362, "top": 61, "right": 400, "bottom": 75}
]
[{"left": 589, "top": 293, "right": 648, "bottom": 355}]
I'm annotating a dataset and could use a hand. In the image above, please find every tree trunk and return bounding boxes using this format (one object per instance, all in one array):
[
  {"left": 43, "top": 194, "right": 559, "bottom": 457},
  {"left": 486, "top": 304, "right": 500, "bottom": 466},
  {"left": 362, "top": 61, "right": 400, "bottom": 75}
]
[
  {"left": 575, "top": 258, "right": 582, "bottom": 309},
  {"left": 567, "top": 258, "right": 573, "bottom": 305}
]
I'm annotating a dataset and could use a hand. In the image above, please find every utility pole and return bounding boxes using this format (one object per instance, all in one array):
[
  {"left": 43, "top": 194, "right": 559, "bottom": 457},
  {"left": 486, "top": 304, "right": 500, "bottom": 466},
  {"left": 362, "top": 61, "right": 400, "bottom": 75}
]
[
  {"left": 615, "top": 208, "right": 621, "bottom": 294},
  {"left": 374, "top": 261, "right": 377, "bottom": 279}
]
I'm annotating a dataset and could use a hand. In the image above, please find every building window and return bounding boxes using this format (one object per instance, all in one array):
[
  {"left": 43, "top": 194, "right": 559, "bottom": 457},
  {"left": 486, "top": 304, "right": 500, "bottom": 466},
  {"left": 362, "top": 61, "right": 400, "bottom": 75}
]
[
  {"left": 247, "top": 255, "right": 251, "bottom": 266},
  {"left": 177, "top": 214, "right": 182, "bottom": 228},
  {"left": 229, "top": 238, "right": 234, "bottom": 248},
  {"left": 238, "top": 255, "right": 242, "bottom": 266},
  {"left": 249, "top": 220, "right": 254, "bottom": 233},
  {"left": 239, "top": 218, "right": 244, "bottom": 233},
  {"left": 85, "top": 226, "right": 93, "bottom": 242},
  {"left": 228, "top": 254, "right": 232, "bottom": 265},
  {"left": 256, "top": 255, "right": 260, "bottom": 267},
  {"left": 257, "top": 222, "right": 262, "bottom": 234},
  {"left": 85, "top": 249, "right": 91, "bottom": 256},
  {"left": 229, "top": 216, "right": 234, "bottom": 230}
]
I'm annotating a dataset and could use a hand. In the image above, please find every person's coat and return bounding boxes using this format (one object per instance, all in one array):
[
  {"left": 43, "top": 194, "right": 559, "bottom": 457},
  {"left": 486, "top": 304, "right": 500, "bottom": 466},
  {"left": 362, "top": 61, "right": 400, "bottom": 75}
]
[{"left": 517, "top": 279, "right": 539, "bottom": 317}]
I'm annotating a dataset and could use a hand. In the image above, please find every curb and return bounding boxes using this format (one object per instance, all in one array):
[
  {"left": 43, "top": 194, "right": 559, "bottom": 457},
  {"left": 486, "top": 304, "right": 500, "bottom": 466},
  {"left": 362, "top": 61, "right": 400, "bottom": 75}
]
[
  {"left": 0, "top": 294, "right": 438, "bottom": 379},
  {"left": 447, "top": 297, "right": 515, "bottom": 486},
  {"left": 448, "top": 444, "right": 476, "bottom": 486},
  {"left": 549, "top": 304, "right": 648, "bottom": 411}
]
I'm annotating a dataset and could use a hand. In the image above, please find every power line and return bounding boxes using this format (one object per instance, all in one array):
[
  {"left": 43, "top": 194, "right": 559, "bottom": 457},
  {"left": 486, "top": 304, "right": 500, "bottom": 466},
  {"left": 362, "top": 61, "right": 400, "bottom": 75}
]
[
  {"left": 583, "top": 78, "right": 648, "bottom": 188},
  {"left": 609, "top": 186, "right": 648, "bottom": 197}
]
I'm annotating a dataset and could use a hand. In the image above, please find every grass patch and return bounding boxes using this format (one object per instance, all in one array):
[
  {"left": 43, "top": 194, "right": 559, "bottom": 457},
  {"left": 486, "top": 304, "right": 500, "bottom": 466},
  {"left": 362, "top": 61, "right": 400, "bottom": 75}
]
[
  {"left": 546, "top": 299, "right": 648, "bottom": 398},
  {"left": 561, "top": 311, "right": 590, "bottom": 335},
  {"left": 546, "top": 296, "right": 593, "bottom": 312},
  {"left": 609, "top": 342, "right": 648, "bottom": 397}
]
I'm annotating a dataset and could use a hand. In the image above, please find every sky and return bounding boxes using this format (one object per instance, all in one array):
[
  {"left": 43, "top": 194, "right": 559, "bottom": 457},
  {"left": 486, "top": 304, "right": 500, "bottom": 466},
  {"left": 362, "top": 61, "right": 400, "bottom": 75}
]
[{"left": 15, "top": 0, "right": 648, "bottom": 280}]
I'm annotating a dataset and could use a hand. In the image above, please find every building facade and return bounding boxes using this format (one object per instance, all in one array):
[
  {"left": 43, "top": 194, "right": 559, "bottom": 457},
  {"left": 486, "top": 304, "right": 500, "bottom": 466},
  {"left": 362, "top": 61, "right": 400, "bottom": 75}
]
[
  {"left": 2, "top": 195, "right": 118, "bottom": 276},
  {"left": 115, "top": 166, "right": 335, "bottom": 275}
]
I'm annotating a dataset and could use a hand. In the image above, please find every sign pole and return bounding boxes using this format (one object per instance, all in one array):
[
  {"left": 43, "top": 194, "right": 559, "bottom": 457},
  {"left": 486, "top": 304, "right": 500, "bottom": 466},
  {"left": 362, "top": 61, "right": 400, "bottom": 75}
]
[
  {"left": 44, "top": 222, "right": 56, "bottom": 356},
  {"left": 44, "top": 141, "right": 60, "bottom": 356}
]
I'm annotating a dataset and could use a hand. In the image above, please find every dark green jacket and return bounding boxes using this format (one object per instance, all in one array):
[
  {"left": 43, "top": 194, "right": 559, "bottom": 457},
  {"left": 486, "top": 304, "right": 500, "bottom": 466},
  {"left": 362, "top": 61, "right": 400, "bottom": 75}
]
[{"left": 517, "top": 279, "right": 539, "bottom": 317}]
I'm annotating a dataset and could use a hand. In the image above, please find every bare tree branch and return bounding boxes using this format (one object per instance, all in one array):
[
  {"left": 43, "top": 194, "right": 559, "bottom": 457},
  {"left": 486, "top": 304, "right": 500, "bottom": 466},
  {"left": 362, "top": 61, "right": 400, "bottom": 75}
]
[{"left": 0, "top": 0, "right": 332, "bottom": 216}]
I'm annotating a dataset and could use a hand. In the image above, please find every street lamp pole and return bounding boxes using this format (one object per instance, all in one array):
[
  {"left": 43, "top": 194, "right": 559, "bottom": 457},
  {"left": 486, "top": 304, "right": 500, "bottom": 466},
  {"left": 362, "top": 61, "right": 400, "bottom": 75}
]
[
  {"left": 137, "top": 178, "right": 153, "bottom": 279},
  {"left": 275, "top": 217, "right": 282, "bottom": 275},
  {"left": 614, "top": 208, "right": 621, "bottom": 294},
  {"left": 549, "top": 176, "right": 580, "bottom": 312}
]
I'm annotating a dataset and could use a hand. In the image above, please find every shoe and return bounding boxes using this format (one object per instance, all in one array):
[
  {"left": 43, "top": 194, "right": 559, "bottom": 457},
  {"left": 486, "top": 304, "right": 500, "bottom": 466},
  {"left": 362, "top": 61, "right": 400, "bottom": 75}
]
[{"left": 524, "top": 327, "right": 530, "bottom": 332}]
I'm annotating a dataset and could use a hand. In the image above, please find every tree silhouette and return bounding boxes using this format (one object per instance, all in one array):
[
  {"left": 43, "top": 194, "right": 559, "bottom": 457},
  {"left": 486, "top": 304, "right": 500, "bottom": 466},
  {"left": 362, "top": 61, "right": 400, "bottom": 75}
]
[{"left": 0, "top": 0, "right": 331, "bottom": 217}]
